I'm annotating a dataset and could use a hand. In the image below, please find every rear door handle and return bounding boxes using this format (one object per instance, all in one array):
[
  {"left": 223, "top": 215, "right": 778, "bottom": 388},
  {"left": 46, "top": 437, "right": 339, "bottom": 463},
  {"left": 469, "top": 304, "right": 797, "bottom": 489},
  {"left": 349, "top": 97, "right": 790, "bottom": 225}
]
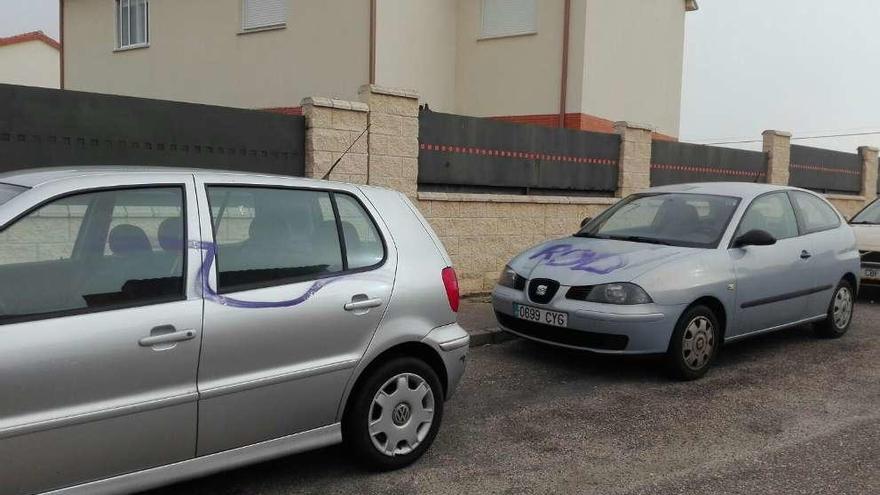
[
  {"left": 139, "top": 326, "right": 196, "bottom": 348},
  {"left": 344, "top": 298, "right": 383, "bottom": 312},
  {"left": 800, "top": 250, "right": 812, "bottom": 260}
]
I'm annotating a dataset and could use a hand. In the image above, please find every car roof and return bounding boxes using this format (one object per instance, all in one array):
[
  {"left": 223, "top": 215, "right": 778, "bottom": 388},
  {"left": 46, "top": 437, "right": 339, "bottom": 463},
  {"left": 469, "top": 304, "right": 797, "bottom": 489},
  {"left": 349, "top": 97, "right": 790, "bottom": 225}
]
[
  {"left": 0, "top": 166, "right": 360, "bottom": 191},
  {"left": 646, "top": 182, "right": 800, "bottom": 200}
]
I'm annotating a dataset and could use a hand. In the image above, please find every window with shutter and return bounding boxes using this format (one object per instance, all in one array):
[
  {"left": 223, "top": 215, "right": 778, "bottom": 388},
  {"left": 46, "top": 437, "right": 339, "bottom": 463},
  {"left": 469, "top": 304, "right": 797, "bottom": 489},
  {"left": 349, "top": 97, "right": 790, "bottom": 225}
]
[
  {"left": 481, "top": 0, "right": 537, "bottom": 39},
  {"left": 242, "top": 0, "right": 288, "bottom": 31}
]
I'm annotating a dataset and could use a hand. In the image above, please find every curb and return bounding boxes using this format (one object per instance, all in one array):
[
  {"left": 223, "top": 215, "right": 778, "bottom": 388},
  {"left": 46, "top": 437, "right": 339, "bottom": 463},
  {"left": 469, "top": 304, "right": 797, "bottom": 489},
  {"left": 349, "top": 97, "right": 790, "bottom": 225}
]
[{"left": 468, "top": 327, "right": 517, "bottom": 347}]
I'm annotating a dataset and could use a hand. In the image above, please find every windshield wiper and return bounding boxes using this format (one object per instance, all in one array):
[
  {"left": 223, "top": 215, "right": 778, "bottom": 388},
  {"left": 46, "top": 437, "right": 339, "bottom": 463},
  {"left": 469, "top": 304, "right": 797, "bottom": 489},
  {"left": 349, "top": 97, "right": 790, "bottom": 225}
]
[
  {"left": 851, "top": 220, "right": 878, "bottom": 225},
  {"left": 610, "top": 235, "right": 672, "bottom": 246}
]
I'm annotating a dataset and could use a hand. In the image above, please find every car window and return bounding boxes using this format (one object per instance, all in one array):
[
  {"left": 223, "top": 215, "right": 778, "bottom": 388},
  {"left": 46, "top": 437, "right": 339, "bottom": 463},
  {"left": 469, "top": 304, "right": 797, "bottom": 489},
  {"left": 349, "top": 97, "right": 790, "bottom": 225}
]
[
  {"left": 0, "top": 183, "right": 26, "bottom": 205},
  {"left": 581, "top": 193, "right": 740, "bottom": 248},
  {"left": 790, "top": 191, "right": 841, "bottom": 233},
  {"left": 852, "top": 199, "right": 880, "bottom": 225},
  {"left": 0, "top": 187, "right": 186, "bottom": 323},
  {"left": 334, "top": 193, "right": 384, "bottom": 269},
  {"left": 207, "top": 187, "right": 344, "bottom": 292},
  {"left": 735, "top": 192, "right": 799, "bottom": 241}
]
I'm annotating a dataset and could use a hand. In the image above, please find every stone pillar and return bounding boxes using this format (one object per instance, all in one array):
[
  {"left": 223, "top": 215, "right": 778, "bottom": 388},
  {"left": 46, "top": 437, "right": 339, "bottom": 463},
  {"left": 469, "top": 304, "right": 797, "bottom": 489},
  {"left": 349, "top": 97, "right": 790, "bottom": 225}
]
[
  {"left": 301, "top": 96, "right": 370, "bottom": 183},
  {"left": 614, "top": 121, "right": 653, "bottom": 198},
  {"left": 858, "top": 146, "right": 879, "bottom": 202},
  {"left": 358, "top": 85, "right": 420, "bottom": 197},
  {"left": 762, "top": 130, "right": 791, "bottom": 186}
]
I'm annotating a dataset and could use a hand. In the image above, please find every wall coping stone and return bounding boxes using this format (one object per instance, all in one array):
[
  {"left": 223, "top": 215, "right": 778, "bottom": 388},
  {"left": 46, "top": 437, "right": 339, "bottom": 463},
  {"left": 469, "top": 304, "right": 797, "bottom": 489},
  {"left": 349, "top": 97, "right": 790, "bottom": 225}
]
[
  {"left": 418, "top": 191, "right": 619, "bottom": 205},
  {"left": 358, "top": 84, "right": 419, "bottom": 100},
  {"left": 858, "top": 146, "right": 880, "bottom": 153},
  {"left": 614, "top": 121, "right": 655, "bottom": 132},
  {"left": 763, "top": 129, "right": 792, "bottom": 138},
  {"left": 301, "top": 96, "right": 369, "bottom": 112},
  {"left": 824, "top": 193, "right": 866, "bottom": 201}
]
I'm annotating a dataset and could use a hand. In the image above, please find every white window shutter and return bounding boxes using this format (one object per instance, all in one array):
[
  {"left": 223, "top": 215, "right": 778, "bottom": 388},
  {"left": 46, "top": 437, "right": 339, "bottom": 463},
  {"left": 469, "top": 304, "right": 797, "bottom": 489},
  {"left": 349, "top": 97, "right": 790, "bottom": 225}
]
[
  {"left": 243, "top": 0, "right": 288, "bottom": 30},
  {"left": 481, "top": 0, "right": 537, "bottom": 38}
]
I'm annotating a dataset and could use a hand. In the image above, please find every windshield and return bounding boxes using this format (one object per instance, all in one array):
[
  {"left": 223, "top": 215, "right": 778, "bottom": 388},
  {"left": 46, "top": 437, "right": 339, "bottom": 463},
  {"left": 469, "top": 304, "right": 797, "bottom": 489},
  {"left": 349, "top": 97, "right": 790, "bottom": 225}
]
[
  {"left": 851, "top": 199, "right": 880, "bottom": 225},
  {"left": 0, "top": 183, "right": 25, "bottom": 206},
  {"left": 577, "top": 193, "right": 741, "bottom": 248}
]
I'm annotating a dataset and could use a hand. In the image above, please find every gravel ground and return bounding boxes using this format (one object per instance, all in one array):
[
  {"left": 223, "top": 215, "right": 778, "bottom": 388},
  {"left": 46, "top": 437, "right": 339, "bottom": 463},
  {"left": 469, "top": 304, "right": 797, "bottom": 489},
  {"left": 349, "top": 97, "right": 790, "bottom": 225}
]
[{"left": 145, "top": 295, "right": 880, "bottom": 495}]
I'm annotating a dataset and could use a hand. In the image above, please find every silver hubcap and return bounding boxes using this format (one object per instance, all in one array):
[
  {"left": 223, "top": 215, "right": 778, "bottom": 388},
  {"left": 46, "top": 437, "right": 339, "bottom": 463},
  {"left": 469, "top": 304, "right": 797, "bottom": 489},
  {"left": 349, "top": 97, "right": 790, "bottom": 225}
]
[
  {"left": 682, "top": 316, "right": 715, "bottom": 371},
  {"left": 833, "top": 287, "right": 853, "bottom": 329},
  {"left": 369, "top": 373, "right": 435, "bottom": 457}
]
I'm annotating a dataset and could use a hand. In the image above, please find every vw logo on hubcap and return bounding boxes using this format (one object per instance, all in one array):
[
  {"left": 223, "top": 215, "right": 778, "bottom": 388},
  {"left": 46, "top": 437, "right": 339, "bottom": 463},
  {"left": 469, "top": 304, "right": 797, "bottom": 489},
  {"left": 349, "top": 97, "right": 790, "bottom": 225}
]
[{"left": 392, "top": 403, "right": 411, "bottom": 426}]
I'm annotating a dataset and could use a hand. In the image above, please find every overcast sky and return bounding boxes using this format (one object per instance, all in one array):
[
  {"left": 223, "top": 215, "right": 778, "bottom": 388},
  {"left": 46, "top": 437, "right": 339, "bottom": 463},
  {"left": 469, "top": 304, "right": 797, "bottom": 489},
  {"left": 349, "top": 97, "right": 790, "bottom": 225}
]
[{"left": 2, "top": 0, "right": 879, "bottom": 153}]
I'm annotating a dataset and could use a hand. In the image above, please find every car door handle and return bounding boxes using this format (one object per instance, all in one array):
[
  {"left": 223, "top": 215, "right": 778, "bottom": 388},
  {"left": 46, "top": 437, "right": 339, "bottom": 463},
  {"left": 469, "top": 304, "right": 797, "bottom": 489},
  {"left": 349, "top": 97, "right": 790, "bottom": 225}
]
[
  {"left": 800, "top": 250, "right": 812, "bottom": 260},
  {"left": 139, "top": 326, "right": 196, "bottom": 347},
  {"left": 344, "top": 298, "right": 383, "bottom": 311}
]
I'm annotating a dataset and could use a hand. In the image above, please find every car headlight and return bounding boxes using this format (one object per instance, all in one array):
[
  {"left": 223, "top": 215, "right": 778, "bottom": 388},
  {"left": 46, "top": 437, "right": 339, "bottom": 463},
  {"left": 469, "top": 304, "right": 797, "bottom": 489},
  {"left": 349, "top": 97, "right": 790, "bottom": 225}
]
[
  {"left": 498, "top": 265, "right": 526, "bottom": 290},
  {"left": 575, "top": 283, "right": 652, "bottom": 305}
]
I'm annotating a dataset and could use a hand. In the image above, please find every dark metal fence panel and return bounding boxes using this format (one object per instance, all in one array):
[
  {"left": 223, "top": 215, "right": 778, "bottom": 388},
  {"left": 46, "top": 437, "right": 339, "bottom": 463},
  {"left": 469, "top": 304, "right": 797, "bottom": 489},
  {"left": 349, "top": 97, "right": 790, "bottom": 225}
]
[
  {"left": 0, "top": 84, "right": 305, "bottom": 176},
  {"left": 418, "top": 110, "right": 619, "bottom": 194},
  {"left": 787, "top": 145, "right": 861, "bottom": 194},
  {"left": 650, "top": 140, "right": 767, "bottom": 186}
]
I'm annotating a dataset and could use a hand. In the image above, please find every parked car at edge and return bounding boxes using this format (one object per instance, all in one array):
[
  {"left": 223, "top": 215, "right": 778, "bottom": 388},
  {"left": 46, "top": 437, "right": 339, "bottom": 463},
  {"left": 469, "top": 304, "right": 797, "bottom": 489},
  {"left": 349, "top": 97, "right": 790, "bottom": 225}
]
[
  {"left": 0, "top": 167, "right": 468, "bottom": 495},
  {"left": 493, "top": 183, "right": 860, "bottom": 380},
  {"left": 850, "top": 197, "right": 880, "bottom": 287}
]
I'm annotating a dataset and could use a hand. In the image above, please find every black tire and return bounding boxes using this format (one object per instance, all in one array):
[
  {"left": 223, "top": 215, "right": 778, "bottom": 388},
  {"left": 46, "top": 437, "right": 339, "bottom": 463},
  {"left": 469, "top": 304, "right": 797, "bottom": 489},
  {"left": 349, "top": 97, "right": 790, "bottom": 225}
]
[
  {"left": 665, "top": 305, "right": 721, "bottom": 381},
  {"left": 814, "top": 279, "right": 855, "bottom": 338},
  {"left": 343, "top": 356, "right": 444, "bottom": 471}
]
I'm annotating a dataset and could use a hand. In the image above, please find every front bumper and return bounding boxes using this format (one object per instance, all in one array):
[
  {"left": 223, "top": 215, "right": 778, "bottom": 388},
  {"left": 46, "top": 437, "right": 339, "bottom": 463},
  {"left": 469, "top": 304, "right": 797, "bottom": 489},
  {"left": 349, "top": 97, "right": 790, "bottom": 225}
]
[
  {"left": 422, "top": 323, "right": 469, "bottom": 399},
  {"left": 492, "top": 285, "right": 686, "bottom": 355}
]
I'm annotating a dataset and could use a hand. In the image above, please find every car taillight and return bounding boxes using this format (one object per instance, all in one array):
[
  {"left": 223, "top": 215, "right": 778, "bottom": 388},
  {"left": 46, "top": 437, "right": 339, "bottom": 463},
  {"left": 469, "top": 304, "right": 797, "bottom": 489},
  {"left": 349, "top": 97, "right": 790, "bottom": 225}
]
[{"left": 441, "top": 267, "right": 460, "bottom": 313}]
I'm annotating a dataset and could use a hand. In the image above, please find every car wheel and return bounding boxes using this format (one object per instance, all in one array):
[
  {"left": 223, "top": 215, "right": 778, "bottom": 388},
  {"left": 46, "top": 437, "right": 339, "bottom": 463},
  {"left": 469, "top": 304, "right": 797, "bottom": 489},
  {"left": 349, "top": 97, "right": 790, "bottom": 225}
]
[
  {"left": 666, "top": 305, "right": 720, "bottom": 381},
  {"left": 343, "top": 357, "right": 444, "bottom": 471},
  {"left": 815, "top": 279, "right": 855, "bottom": 338}
]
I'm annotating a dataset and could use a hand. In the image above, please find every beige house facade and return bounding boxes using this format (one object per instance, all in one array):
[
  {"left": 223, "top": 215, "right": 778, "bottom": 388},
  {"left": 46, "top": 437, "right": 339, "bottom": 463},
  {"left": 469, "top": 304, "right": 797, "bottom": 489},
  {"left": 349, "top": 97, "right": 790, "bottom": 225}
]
[
  {"left": 0, "top": 31, "right": 61, "bottom": 89},
  {"left": 63, "top": 0, "right": 696, "bottom": 137}
]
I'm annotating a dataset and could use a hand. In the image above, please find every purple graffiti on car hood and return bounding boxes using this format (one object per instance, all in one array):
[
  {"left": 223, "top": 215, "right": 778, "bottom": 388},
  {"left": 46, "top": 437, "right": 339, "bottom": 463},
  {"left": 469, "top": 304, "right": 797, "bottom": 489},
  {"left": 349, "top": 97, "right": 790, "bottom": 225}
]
[
  {"left": 510, "top": 236, "right": 699, "bottom": 286},
  {"left": 191, "top": 240, "right": 347, "bottom": 309}
]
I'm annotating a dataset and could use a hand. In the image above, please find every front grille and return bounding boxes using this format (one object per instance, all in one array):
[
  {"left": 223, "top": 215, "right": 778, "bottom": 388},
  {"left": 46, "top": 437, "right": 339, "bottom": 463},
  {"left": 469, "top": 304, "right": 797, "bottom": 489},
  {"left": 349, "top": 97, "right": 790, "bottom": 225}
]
[
  {"left": 496, "top": 312, "right": 629, "bottom": 351},
  {"left": 528, "top": 278, "right": 560, "bottom": 304},
  {"left": 861, "top": 251, "right": 880, "bottom": 264}
]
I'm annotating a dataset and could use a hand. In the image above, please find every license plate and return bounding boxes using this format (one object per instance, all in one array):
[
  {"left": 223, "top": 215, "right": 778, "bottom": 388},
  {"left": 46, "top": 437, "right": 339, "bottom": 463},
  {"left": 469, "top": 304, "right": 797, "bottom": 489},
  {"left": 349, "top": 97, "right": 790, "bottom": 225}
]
[
  {"left": 863, "top": 267, "right": 879, "bottom": 279},
  {"left": 513, "top": 303, "right": 568, "bottom": 328}
]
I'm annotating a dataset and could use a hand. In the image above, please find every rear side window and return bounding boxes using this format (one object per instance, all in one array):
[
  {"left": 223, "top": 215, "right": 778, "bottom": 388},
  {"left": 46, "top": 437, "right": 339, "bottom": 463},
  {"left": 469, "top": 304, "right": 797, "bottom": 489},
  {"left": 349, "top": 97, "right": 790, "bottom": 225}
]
[
  {"left": 736, "top": 192, "right": 799, "bottom": 241},
  {"left": 0, "top": 187, "right": 185, "bottom": 324},
  {"left": 0, "top": 183, "right": 26, "bottom": 205},
  {"left": 790, "top": 191, "right": 841, "bottom": 233},
  {"left": 334, "top": 193, "right": 384, "bottom": 269}
]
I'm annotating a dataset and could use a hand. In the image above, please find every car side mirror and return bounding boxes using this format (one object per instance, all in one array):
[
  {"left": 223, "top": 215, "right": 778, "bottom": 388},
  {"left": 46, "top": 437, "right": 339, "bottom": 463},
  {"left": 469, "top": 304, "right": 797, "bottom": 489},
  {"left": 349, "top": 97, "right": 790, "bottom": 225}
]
[
  {"left": 580, "top": 217, "right": 592, "bottom": 228},
  {"left": 733, "top": 229, "right": 777, "bottom": 248}
]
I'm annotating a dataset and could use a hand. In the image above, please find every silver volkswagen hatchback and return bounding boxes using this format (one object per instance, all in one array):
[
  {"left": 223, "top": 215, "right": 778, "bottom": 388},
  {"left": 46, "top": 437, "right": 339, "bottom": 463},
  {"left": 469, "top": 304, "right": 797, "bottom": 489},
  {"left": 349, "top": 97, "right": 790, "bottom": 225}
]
[
  {"left": 0, "top": 168, "right": 468, "bottom": 495},
  {"left": 493, "top": 183, "right": 860, "bottom": 380}
]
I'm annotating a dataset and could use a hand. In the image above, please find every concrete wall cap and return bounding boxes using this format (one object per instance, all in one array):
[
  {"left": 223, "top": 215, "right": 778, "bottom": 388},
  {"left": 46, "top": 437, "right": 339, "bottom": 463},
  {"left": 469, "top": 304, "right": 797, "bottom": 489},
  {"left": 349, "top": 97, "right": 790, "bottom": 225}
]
[
  {"left": 613, "top": 121, "right": 655, "bottom": 132},
  {"left": 762, "top": 130, "right": 792, "bottom": 138},
  {"left": 858, "top": 146, "right": 880, "bottom": 153},
  {"left": 358, "top": 84, "right": 419, "bottom": 100},
  {"left": 301, "top": 96, "right": 369, "bottom": 112}
]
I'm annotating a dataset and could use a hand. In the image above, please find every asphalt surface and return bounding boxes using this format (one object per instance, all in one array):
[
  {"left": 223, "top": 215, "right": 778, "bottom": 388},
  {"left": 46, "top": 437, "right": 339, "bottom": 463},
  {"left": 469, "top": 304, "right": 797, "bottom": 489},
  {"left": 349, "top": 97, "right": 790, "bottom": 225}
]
[{"left": 146, "top": 292, "right": 880, "bottom": 495}]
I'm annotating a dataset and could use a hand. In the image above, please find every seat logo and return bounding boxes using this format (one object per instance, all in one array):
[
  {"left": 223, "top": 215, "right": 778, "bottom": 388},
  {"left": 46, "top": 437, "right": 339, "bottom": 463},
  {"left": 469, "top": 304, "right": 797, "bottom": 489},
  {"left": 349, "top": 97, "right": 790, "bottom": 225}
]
[{"left": 535, "top": 284, "right": 548, "bottom": 296}]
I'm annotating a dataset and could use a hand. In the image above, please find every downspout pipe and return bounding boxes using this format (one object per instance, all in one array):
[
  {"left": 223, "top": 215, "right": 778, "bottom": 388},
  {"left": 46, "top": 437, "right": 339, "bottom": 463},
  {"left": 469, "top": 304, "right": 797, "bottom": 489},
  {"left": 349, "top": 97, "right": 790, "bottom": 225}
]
[
  {"left": 558, "top": 0, "right": 571, "bottom": 128},
  {"left": 59, "top": 0, "right": 65, "bottom": 89}
]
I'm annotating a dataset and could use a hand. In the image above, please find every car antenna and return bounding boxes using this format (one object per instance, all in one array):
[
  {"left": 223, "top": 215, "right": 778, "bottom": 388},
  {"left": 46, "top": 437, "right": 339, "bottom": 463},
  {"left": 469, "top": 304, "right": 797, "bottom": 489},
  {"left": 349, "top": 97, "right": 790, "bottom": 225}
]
[{"left": 321, "top": 123, "right": 371, "bottom": 180}]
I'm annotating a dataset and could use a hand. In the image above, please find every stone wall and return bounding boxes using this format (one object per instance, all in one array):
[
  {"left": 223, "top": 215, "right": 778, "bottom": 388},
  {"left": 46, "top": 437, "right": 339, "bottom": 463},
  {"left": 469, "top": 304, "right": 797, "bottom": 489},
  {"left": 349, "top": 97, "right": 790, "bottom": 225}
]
[{"left": 302, "top": 87, "right": 880, "bottom": 295}]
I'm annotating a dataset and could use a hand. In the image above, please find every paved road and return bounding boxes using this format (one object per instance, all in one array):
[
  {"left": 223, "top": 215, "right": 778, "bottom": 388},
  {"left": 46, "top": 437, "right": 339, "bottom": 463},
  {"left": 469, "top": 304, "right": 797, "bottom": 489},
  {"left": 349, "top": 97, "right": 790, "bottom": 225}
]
[{"left": 147, "top": 295, "right": 880, "bottom": 495}]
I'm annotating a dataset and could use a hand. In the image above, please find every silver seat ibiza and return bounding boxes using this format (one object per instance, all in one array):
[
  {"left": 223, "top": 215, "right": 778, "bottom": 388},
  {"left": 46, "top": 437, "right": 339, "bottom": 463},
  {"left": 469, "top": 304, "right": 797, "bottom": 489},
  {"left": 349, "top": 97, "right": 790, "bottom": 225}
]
[
  {"left": 493, "top": 183, "right": 860, "bottom": 380},
  {"left": 0, "top": 168, "right": 468, "bottom": 495}
]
